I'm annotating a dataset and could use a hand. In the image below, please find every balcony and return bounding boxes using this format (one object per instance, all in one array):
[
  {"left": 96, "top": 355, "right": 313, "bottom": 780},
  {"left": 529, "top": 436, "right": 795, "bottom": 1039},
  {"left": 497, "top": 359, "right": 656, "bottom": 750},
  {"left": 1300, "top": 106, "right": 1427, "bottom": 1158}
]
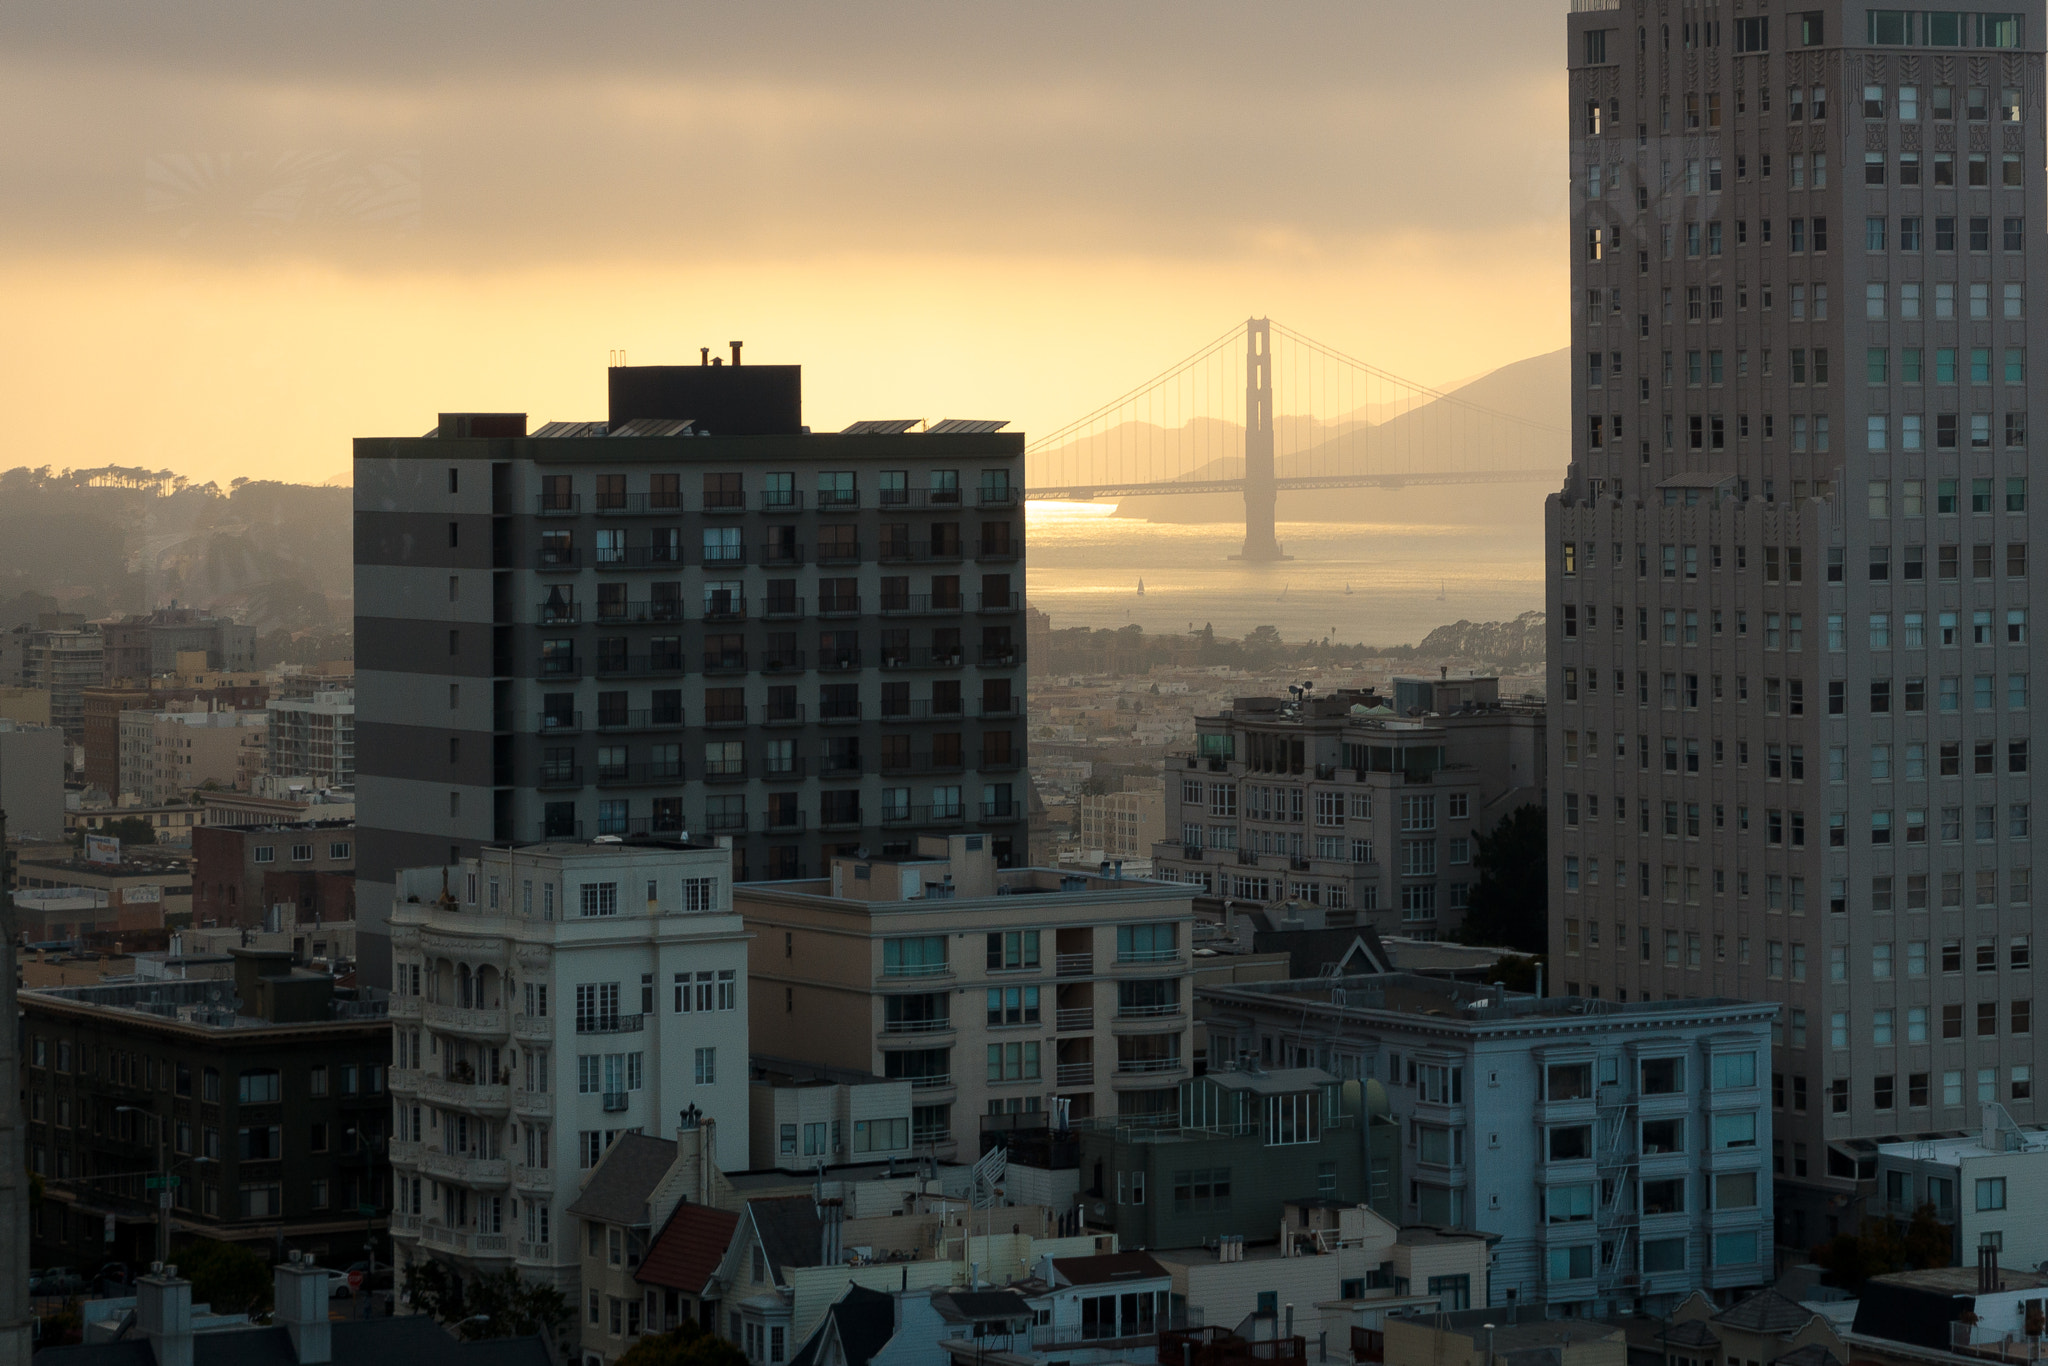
[
  {"left": 981, "top": 800, "right": 1020, "bottom": 820},
  {"left": 1115, "top": 1056, "right": 1187, "bottom": 1076},
  {"left": 760, "top": 810, "right": 807, "bottom": 832},
  {"left": 418, "top": 1076, "right": 512, "bottom": 1114},
  {"left": 819, "top": 755, "right": 863, "bottom": 778},
  {"left": 880, "top": 649, "right": 963, "bottom": 670},
  {"left": 1056, "top": 1008, "right": 1094, "bottom": 1032},
  {"left": 820, "top": 703, "right": 864, "bottom": 723},
  {"left": 880, "top": 961, "right": 953, "bottom": 981},
  {"left": 980, "top": 650, "right": 1019, "bottom": 668},
  {"left": 422, "top": 1004, "right": 510, "bottom": 1037},
  {"left": 878, "top": 543, "right": 963, "bottom": 565},
  {"left": 760, "top": 490, "right": 806, "bottom": 512},
  {"left": 593, "top": 601, "right": 690, "bottom": 626},
  {"left": 815, "top": 545, "right": 863, "bottom": 567},
  {"left": 513, "top": 1088, "right": 552, "bottom": 1116},
  {"left": 534, "top": 548, "right": 580, "bottom": 569},
  {"left": 704, "top": 705, "right": 748, "bottom": 727},
  {"left": 1056, "top": 952, "right": 1094, "bottom": 976},
  {"left": 590, "top": 545, "right": 690, "bottom": 569},
  {"left": 702, "top": 808, "right": 748, "bottom": 832},
  {"left": 701, "top": 651, "right": 749, "bottom": 675},
  {"left": 537, "top": 711, "right": 584, "bottom": 735},
  {"left": 909, "top": 1073, "right": 954, "bottom": 1091},
  {"left": 593, "top": 708, "right": 686, "bottom": 733},
  {"left": 881, "top": 487, "right": 964, "bottom": 509},
  {"left": 764, "top": 704, "right": 806, "bottom": 725},
  {"left": 536, "top": 494, "right": 581, "bottom": 515},
  {"left": 882, "top": 1018, "right": 954, "bottom": 1036},
  {"left": 536, "top": 654, "right": 582, "bottom": 680},
  {"left": 421, "top": 1151, "right": 512, "bottom": 1186},
  {"left": 763, "top": 758, "right": 808, "bottom": 781},
  {"left": 593, "top": 654, "right": 686, "bottom": 678},
  {"left": 1056, "top": 1061, "right": 1095, "bottom": 1088},
  {"left": 976, "top": 541, "right": 1019, "bottom": 562},
  {"left": 602, "top": 1091, "right": 630, "bottom": 1113},
  {"left": 596, "top": 761, "right": 685, "bottom": 787},
  {"left": 761, "top": 597, "right": 806, "bottom": 621},
  {"left": 700, "top": 598, "right": 748, "bottom": 622},
  {"left": 703, "top": 761, "right": 749, "bottom": 783},
  {"left": 536, "top": 765, "right": 584, "bottom": 790},
  {"left": 817, "top": 490, "right": 862, "bottom": 511},
  {"left": 880, "top": 594, "right": 962, "bottom": 616},
  {"left": 536, "top": 819, "right": 584, "bottom": 840},
  {"left": 911, "top": 804, "right": 966, "bottom": 825},
  {"left": 575, "top": 1013, "right": 647, "bottom": 1035},
  {"left": 702, "top": 490, "right": 747, "bottom": 513},
  {"left": 1115, "top": 949, "right": 1183, "bottom": 968},
  {"left": 761, "top": 650, "right": 806, "bottom": 673},
  {"left": 977, "top": 487, "right": 1021, "bottom": 508},
  {"left": 978, "top": 699, "right": 1021, "bottom": 718},
  {"left": 818, "top": 650, "right": 864, "bottom": 672},
  {"left": 817, "top": 595, "right": 862, "bottom": 618},
  {"left": 513, "top": 1163, "right": 553, "bottom": 1192},
  {"left": 976, "top": 592, "right": 1021, "bottom": 614}
]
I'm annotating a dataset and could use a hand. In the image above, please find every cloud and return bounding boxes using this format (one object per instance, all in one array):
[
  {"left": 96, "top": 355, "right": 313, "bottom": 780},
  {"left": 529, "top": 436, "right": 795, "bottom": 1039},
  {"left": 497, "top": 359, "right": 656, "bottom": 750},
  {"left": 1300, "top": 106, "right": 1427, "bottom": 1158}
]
[{"left": 0, "top": 0, "right": 1568, "bottom": 269}]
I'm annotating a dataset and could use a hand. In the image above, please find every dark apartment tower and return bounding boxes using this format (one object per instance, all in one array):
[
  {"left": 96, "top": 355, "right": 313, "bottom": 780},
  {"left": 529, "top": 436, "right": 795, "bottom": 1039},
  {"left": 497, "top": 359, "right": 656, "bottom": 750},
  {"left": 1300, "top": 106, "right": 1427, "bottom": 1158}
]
[
  {"left": 1554, "top": 0, "right": 2048, "bottom": 1250},
  {"left": 351, "top": 357, "right": 1029, "bottom": 983}
]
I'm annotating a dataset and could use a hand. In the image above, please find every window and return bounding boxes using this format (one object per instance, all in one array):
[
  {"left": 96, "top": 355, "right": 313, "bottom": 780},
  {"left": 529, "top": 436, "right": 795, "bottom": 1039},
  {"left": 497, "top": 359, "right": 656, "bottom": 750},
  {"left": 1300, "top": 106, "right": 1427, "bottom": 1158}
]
[{"left": 1978, "top": 1177, "right": 2008, "bottom": 1211}]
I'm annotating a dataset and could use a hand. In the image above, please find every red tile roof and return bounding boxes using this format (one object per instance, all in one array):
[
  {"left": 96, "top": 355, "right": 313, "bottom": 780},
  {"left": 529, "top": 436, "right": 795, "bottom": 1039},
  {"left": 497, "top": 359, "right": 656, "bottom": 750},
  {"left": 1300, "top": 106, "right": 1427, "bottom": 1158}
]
[{"left": 636, "top": 1201, "right": 741, "bottom": 1295}]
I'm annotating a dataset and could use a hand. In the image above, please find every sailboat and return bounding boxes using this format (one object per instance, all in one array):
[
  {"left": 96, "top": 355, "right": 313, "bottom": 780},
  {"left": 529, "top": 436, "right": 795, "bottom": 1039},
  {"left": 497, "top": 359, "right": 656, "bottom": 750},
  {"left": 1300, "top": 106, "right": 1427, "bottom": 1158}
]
[
  {"left": 1344, "top": 582, "right": 1353, "bottom": 595},
  {"left": 1278, "top": 584, "right": 1290, "bottom": 601},
  {"left": 1136, "top": 578, "right": 1146, "bottom": 596},
  {"left": 1437, "top": 580, "right": 1446, "bottom": 601}
]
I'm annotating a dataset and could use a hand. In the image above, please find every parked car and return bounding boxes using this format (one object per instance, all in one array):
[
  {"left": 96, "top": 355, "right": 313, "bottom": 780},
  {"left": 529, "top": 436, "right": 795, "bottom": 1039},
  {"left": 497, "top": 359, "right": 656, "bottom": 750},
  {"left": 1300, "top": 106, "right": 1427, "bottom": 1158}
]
[
  {"left": 344, "top": 1261, "right": 394, "bottom": 1292},
  {"left": 314, "top": 1268, "right": 352, "bottom": 1299},
  {"left": 29, "top": 1269, "right": 87, "bottom": 1297}
]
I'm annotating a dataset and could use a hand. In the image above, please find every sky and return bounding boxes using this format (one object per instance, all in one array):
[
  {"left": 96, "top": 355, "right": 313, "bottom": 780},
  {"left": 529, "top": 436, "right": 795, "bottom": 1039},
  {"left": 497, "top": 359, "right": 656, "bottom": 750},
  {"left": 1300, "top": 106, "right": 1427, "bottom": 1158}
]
[{"left": 0, "top": 1, "right": 1571, "bottom": 487}]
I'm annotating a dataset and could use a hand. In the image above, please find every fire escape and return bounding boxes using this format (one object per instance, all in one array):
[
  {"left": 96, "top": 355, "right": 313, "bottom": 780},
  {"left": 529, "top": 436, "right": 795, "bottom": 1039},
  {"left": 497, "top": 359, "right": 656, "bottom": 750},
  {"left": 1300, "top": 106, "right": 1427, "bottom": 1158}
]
[{"left": 1594, "top": 1075, "right": 1639, "bottom": 1299}]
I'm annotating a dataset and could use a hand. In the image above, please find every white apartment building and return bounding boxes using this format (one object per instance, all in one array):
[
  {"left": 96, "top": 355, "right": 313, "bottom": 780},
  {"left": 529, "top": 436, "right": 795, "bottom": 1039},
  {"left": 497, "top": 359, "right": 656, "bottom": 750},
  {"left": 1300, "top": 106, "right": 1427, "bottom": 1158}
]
[
  {"left": 117, "top": 708, "right": 267, "bottom": 806},
  {"left": 267, "top": 688, "right": 355, "bottom": 790},
  {"left": 386, "top": 838, "right": 751, "bottom": 1302}
]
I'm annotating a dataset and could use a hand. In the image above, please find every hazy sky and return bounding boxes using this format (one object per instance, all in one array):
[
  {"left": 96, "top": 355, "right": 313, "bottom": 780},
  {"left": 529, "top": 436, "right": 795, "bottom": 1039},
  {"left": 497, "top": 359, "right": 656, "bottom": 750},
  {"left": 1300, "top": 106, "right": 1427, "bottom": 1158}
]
[{"left": 0, "top": 1, "right": 1570, "bottom": 486}]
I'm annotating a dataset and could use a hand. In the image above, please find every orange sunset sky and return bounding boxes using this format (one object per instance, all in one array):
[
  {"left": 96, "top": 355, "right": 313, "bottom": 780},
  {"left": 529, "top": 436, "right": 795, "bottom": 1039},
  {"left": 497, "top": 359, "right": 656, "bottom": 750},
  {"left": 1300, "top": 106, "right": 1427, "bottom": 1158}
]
[{"left": 0, "top": 0, "right": 1571, "bottom": 487}]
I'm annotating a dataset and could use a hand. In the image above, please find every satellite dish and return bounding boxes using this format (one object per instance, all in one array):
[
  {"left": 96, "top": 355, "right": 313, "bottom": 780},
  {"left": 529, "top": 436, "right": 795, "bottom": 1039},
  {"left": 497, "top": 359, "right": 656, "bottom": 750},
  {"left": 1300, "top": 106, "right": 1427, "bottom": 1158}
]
[{"left": 857, "top": 847, "right": 871, "bottom": 860}]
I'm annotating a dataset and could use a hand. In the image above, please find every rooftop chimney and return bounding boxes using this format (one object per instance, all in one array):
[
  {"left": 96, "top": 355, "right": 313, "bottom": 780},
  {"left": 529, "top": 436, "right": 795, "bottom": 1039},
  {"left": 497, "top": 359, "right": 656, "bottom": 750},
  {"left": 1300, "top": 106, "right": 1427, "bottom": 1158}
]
[
  {"left": 275, "top": 1249, "right": 334, "bottom": 1363},
  {"left": 136, "top": 1263, "right": 195, "bottom": 1366},
  {"left": 730, "top": 340, "right": 744, "bottom": 366},
  {"left": 701, "top": 347, "right": 711, "bottom": 367}
]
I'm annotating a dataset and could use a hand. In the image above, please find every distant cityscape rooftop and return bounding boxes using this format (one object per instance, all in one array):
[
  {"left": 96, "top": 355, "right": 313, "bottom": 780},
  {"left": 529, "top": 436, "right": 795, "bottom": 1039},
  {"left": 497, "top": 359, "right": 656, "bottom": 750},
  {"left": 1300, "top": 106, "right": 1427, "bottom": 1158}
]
[
  {"left": 1202, "top": 972, "right": 1776, "bottom": 1029},
  {"left": 22, "top": 975, "right": 387, "bottom": 1029}
]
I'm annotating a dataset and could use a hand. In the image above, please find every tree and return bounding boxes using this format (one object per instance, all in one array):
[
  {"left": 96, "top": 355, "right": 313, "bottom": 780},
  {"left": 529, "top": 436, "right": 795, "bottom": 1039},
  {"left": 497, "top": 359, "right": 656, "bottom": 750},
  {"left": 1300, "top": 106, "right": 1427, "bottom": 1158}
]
[
  {"left": 1902, "top": 1203, "right": 1956, "bottom": 1269},
  {"left": 458, "top": 1267, "right": 571, "bottom": 1342},
  {"left": 1489, "top": 953, "right": 1543, "bottom": 994},
  {"left": 172, "top": 1239, "right": 271, "bottom": 1316},
  {"left": 405, "top": 1261, "right": 571, "bottom": 1342},
  {"left": 1452, "top": 805, "right": 1548, "bottom": 953},
  {"left": 1811, "top": 1215, "right": 1908, "bottom": 1293},
  {"left": 77, "top": 817, "right": 155, "bottom": 849},
  {"left": 619, "top": 1320, "right": 751, "bottom": 1366}
]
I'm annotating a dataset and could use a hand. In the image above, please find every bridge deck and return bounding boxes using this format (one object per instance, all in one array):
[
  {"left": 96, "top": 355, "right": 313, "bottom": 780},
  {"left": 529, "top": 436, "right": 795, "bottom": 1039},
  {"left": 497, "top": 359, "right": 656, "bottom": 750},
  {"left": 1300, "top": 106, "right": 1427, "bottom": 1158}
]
[{"left": 1023, "top": 468, "right": 1557, "bottom": 502}]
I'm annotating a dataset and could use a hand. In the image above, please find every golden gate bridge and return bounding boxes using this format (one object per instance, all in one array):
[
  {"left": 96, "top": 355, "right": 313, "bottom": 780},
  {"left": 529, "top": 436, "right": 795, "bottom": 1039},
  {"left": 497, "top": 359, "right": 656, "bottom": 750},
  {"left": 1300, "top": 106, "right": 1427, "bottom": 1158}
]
[{"left": 1023, "top": 318, "right": 1564, "bottom": 561}]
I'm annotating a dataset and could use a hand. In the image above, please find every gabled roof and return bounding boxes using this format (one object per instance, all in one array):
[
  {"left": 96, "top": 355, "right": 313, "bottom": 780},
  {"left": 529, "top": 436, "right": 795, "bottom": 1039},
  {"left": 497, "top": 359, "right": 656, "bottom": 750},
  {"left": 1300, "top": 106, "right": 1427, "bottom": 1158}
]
[
  {"left": 1715, "top": 1288, "right": 1819, "bottom": 1334},
  {"left": 1662, "top": 1320, "right": 1720, "bottom": 1348},
  {"left": 933, "top": 1290, "right": 1034, "bottom": 1325},
  {"left": 749, "top": 1194, "right": 826, "bottom": 1285},
  {"left": 1251, "top": 926, "right": 1391, "bottom": 979},
  {"left": 1051, "top": 1251, "right": 1169, "bottom": 1286},
  {"left": 793, "top": 1284, "right": 897, "bottom": 1366},
  {"left": 1771, "top": 1345, "right": 1841, "bottom": 1366},
  {"left": 565, "top": 1132, "right": 677, "bottom": 1227},
  {"left": 637, "top": 1199, "right": 742, "bottom": 1296},
  {"left": 34, "top": 1317, "right": 553, "bottom": 1366}
]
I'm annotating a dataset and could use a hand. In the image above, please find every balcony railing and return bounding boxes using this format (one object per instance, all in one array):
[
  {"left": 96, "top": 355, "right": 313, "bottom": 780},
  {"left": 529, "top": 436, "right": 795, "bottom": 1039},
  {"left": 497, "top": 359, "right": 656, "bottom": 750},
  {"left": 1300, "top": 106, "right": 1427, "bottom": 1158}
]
[
  {"left": 978, "top": 486, "right": 1021, "bottom": 507},
  {"left": 1056, "top": 1008, "right": 1094, "bottom": 1032},
  {"left": 596, "top": 761, "right": 685, "bottom": 786},
  {"left": 761, "top": 597, "right": 805, "bottom": 620},
  {"left": 761, "top": 650, "right": 806, "bottom": 673},
  {"left": 765, "top": 704, "right": 806, "bottom": 725},
  {"left": 602, "top": 1091, "right": 630, "bottom": 1113},
  {"left": 1117, "top": 1003, "right": 1184, "bottom": 1020},
  {"left": 575, "top": 1013, "right": 647, "bottom": 1035},
  {"left": 909, "top": 1073, "right": 953, "bottom": 1090},
  {"left": 817, "top": 490, "right": 861, "bottom": 511},
  {"left": 818, "top": 650, "right": 864, "bottom": 672},
  {"left": 703, "top": 761, "right": 749, "bottom": 783},
  {"left": 537, "top": 655, "right": 583, "bottom": 679},
  {"left": 536, "top": 494, "right": 581, "bottom": 515},
  {"left": 704, "top": 705, "right": 748, "bottom": 727},
  {"left": 701, "top": 598, "right": 748, "bottom": 621},
  {"left": 977, "top": 592, "right": 1021, "bottom": 613},
  {"left": 977, "top": 541, "right": 1019, "bottom": 561},
  {"left": 880, "top": 594, "right": 962, "bottom": 616},
  {"left": 816, "top": 544, "right": 863, "bottom": 566},
  {"left": 760, "top": 810, "right": 807, "bottom": 832},
  {"left": 981, "top": 800, "right": 1020, "bottom": 820},
  {"left": 701, "top": 651, "right": 748, "bottom": 674},
  {"left": 911, "top": 804, "right": 966, "bottom": 825},
  {"left": 1056, "top": 952, "right": 1094, "bottom": 976},
  {"left": 880, "top": 649, "right": 964, "bottom": 670},
  {"left": 1116, "top": 1056, "right": 1186, "bottom": 1074},
  {"left": 883, "top": 1018, "right": 954, "bottom": 1035},
  {"left": 537, "top": 765, "right": 584, "bottom": 789},
  {"left": 593, "top": 708, "right": 686, "bottom": 732},
  {"left": 593, "top": 654, "right": 685, "bottom": 678},
  {"left": 537, "top": 711, "right": 584, "bottom": 734},
  {"left": 1117, "top": 949, "right": 1182, "bottom": 965},
  {"left": 882, "top": 961, "right": 952, "bottom": 979},
  {"left": 817, "top": 595, "right": 862, "bottom": 617},
  {"left": 1056, "top": 1062, "right": 1095, "bottom": 1087},
  {"left": 593, "top": 601, "right": 689, "bottom": 625},
  {"left": 820, "top": 702, "right": 864, "bottom": 722}
]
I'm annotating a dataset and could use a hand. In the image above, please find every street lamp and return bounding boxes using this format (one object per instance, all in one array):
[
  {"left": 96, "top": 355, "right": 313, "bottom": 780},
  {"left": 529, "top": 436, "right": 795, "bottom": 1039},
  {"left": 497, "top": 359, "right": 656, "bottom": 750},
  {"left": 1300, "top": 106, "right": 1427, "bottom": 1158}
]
[{"left": 1482, "top": 1322, "right": 1496, "bottom": 1366}]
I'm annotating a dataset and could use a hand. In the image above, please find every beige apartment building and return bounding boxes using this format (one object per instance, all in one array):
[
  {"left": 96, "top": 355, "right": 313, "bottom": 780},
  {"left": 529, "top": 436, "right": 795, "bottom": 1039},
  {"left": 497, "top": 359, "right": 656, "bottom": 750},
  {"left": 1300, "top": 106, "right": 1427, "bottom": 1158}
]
[
  {"left": 1556, "top": 0, "right": 2048, "bottom": 1249},
  {"left": 116, "top": 708, "right": 267, "bottom": 805},
  {"left": 738, "top": 833, "right": 1196, "bottom": 1154},
  {"left": 1074, "top": 780, "right": 1164, "bottom": 863},
  {"left": 1150, "top": 678, "right": 1544, "bottom": 941}
]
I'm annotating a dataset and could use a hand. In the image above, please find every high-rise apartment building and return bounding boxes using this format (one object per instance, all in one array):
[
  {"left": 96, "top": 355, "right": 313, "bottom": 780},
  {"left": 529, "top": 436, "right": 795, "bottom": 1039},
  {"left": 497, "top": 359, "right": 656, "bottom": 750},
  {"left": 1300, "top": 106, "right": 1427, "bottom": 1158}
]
[
  {"left": 267, "top": 687, "right": 356, "bottom": 790},
  {"left": 1554, "top": 0, "right": 2045, "bottom": 1247},
  {"left": 354, "top": 355, "right": 1027, "bottom": 985},
  {"left": 385, "top": 840, "right": 749, "bottom": 1301}
]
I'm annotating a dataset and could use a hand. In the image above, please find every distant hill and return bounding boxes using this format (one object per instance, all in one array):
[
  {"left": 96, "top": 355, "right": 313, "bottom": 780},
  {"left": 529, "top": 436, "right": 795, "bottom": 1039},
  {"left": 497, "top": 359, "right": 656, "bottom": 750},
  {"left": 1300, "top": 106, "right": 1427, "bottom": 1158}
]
[
  {"left": 0, "top": 468, "right": 349, "bottom": 635},
  {"left": 1102, "top": 348, "right": 1569, "bottom": 527}
]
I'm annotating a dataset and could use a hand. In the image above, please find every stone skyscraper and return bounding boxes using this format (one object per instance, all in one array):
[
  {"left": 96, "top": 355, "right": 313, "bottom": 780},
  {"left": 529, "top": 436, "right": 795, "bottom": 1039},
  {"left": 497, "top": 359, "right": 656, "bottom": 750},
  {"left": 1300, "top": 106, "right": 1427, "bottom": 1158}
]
[{"left": 1554, "top": 0, "right": 2046, "bottom": 1250}]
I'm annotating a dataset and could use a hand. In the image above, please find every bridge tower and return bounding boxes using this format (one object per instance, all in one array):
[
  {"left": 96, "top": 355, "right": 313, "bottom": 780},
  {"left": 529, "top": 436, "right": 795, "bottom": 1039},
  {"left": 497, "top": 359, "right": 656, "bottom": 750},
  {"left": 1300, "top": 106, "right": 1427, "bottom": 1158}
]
[{"left": 1233, "top": 316, "right": 1288, "bottom": 562}]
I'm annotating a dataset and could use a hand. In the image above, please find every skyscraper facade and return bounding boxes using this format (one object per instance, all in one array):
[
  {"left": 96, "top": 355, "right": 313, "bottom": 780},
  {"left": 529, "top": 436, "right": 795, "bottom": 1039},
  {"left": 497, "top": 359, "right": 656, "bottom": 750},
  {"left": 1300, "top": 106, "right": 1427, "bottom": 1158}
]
[{"left": 1554, "top": 0, "right": 2046, "bottom": 1247}]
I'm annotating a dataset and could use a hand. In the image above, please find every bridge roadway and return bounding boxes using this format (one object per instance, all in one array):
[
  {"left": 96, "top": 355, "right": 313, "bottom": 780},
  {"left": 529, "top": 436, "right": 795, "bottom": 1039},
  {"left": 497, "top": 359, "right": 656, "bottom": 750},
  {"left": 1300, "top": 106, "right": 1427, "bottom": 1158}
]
[{"left": 1022, "top": 468, "right": 1559, "bottom": 502}]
